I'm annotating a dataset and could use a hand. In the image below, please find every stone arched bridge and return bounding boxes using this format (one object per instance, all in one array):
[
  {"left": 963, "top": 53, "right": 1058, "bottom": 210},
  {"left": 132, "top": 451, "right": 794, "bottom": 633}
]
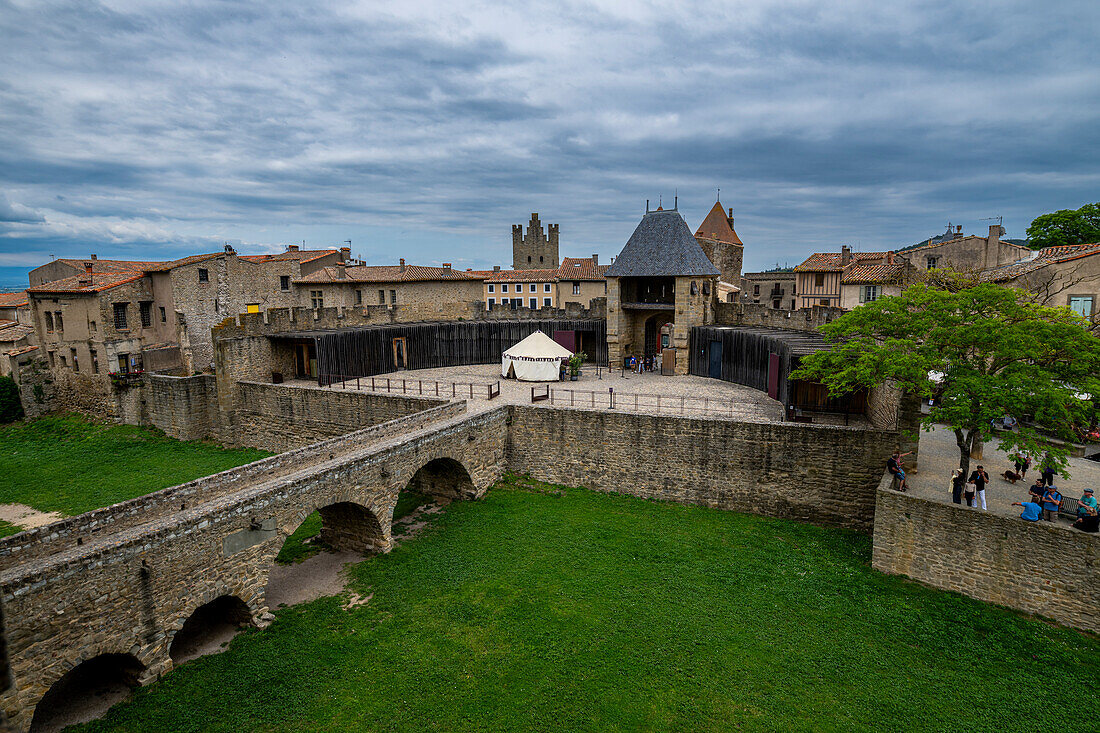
[{"left": 0, "top": 402, "right": 508, "bottom": 732}]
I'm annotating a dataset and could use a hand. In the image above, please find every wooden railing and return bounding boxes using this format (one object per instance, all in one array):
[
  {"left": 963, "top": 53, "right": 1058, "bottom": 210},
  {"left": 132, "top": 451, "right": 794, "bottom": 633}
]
[
  {"left": 321, "top": 374, "right": 500, "bottom": 400},
  {"left": 532, "top": 386, "right": 775, "bottom": 420}
]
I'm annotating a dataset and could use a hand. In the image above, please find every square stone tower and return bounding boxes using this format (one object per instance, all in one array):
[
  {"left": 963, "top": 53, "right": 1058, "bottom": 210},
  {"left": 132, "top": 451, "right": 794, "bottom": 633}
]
[
  {"left": 604, "top": 204, "right": 720, "bottom": 375},
  {"left": 512, "top": 213, "right": 560, "bottom": 269}
]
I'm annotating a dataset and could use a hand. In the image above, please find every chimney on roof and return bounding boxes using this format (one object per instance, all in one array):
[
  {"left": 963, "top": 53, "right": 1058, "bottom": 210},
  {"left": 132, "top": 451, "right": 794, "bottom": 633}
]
[
  {"left": 399, "top": 258, "right": 406, "bottom": 273},
  {"left": 840, "top": 245, "right": 853, "bottom": 266},
  {"left": 591, "top": 254, "right": 598, "bottom": 265},
  {"left": 79, "top": 262, "right": 93, "bottom": 287},
  {"left": 335, "top": 262, "right": 346, "bottom": 279},
  {"left": 288, "top": 244, "right": 299, "bottom": 252},
  {"left": 727, "top": 208, "right": 734, "bottom": 228},
  {"left": 90, "top": 253, "right": 98, "bottom": 261},
  {"left": 340, "top": 246, "right": 350, "bottom": 261},
  {"left": 442, "top": 262, "right": 452, "bottom": 271},
  {"left": 493, "top": 265, "right": 501, "bottom": 272},
  {"left": 887, "top": 251, "right": 895, "bottom": 264}
]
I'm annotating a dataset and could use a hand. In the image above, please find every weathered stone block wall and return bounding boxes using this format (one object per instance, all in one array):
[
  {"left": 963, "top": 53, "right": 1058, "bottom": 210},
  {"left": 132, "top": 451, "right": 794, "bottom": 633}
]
[
  {"left": 866, "top": 381, "right": 922, "bottom": 469},
  {"left": 230, "top": 381, "right": 447, "bottom": 451},
  {"left": 715, "top": 302, "right": 845, "bottom": 333},
  {"left": 145, "top": 373, "right": 218, "bottom": 441},
  {"left": 872, "top": 484, "right": 1100, "bottom": 633},
  {"left": 507, "top": 406, "right": 896, "bottom": 531}
]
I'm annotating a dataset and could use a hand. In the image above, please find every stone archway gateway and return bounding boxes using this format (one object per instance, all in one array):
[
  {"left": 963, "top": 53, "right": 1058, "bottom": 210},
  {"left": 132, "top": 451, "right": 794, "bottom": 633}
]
[{"left": 29, "top": 654, "right": 146, "bottom": 733}]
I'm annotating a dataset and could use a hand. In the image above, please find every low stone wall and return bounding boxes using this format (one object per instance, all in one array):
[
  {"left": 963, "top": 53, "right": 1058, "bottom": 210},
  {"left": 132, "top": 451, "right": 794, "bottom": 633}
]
[
  {"left": 229, "top": 381, "right": 448, "bottom": 451},
  {"left": 508, "top": 405, "right": 896, "bottom": 531},
  {"left": 145, "top": 373, "right": 218, "bottom": 441},
  {"left": 715, "top": 302, "right": 845, "bottom": 333},
  {"left": 0, "top": 401, "right": 467, "bottom": 572},
  {"left": 866, "top": 381, "right": 922, "bottom": 468},
  {"left": 871, "top": 482, "right": 1100, "bottom": 633}
]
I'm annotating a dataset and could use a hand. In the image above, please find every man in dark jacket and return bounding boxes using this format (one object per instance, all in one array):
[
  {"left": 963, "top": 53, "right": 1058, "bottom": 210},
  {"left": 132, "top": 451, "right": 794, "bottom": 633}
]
[{"left": 968, "top": 466, "right": 989, "bottom": 510}]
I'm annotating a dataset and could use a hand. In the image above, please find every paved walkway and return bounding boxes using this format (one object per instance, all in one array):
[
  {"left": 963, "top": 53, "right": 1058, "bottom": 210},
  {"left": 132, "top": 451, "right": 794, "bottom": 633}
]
[
  {"left": 904, "top": 425, "right": 1100, "bottom": 522},
  {"left": 322, "top": 363, "right": 789, "bottom": 423}
]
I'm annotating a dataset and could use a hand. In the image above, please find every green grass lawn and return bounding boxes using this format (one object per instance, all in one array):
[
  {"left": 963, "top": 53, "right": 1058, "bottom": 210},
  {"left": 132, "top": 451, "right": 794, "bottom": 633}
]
[
  {"left": 76, "top": 474, "right": 1099, "bottom": 733},
  {"left": 0, "top": 414, "right": 270, "bottom": 520}
]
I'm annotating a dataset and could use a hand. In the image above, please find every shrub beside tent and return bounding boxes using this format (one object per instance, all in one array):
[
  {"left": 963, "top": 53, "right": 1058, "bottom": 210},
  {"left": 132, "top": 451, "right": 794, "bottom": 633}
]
[{"left": 501, "top": 331, "right": 573, "bottom": 381}]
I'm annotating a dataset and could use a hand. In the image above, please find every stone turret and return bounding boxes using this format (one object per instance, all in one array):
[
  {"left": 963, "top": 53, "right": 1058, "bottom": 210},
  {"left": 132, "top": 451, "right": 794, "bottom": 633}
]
[{"left": 512, "top": 213, "right": 559, "bottom": 270}]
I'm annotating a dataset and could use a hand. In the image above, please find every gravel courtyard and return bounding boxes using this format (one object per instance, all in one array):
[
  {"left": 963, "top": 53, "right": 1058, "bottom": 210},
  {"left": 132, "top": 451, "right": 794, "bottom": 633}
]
[{"left": 320, "top": 363, "right": 789, "bottom": 422}]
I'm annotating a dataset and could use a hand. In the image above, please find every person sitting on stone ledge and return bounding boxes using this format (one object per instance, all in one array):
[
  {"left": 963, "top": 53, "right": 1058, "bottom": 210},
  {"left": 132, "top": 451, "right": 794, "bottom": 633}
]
[
  {"left": 1072, "top": 504, "right": 1099, "bottom": 533},
  {"left": 887, "top": 450, "right": 911, "bottom": 492},
  {"left": 1078, "top": 488, "right": 1097, "bottom": 519},
  {"left": 1012, "top": 501, "right": 1042, "bottom": 522}
]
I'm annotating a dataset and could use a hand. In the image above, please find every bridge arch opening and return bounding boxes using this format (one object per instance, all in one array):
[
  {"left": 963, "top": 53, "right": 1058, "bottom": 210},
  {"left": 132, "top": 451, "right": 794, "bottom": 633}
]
[
  {"left": 406, "top": 457, "right": 476, "bottom": 501},
  {"left": 169, "top": 595, "right": 253, "bottom": 665},
  {"left": 30, "top": 653, "right": 144, "bottom": 733}
]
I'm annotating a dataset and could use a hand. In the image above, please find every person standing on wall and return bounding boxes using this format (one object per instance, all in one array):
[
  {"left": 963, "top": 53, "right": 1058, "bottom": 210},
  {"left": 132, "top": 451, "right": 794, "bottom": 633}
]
[
  {"left": 1040, "top": 455, "right": 1057, "bottom": 487},
  {"left": 950, "top": 469, "right": 965, "bottom": 505},
  {"left": 1040, "top": 483, "right": 1063, "bottom": 522},
  {"left": 968, "top": 465, "right": 989, "bottom": 510}
]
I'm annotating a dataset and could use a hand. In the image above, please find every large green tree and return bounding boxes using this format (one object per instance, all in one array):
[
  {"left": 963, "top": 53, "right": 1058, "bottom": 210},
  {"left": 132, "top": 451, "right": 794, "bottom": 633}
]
[
  {"left": 792, "top": 283, "right": 1100, "bottom": 477},
  {"left": 1026, "top": 202, "right": 1100, "bottom": 249}
]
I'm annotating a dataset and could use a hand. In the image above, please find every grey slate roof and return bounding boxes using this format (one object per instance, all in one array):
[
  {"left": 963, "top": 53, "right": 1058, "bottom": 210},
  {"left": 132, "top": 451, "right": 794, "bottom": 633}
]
[{"left": 604, "top": 209, "right": 721, "bottom": 278}]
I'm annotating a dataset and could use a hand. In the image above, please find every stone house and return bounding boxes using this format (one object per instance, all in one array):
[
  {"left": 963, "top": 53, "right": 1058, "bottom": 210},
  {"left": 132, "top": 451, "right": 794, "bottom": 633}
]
[
  {"left": 27, "top": 256, "right": 164, "bottom": 287},
  {"left": 294, "top": 261, "right": 485, "bottom": 313},
  {"left": 482, "top": 256, "right": 609, "bottom": 312},
  {"left": 793, "top": 247, "right": 894, "bottom": 308},
  {"left": 740, "top": 269, "right": 796, "bottom": 309},
  {"left": 838, "top": 262, "right": 911, "bottom": 309},
  {"left": 894, "top": 224, "right": 1029, "bottom": 274},
  {"left": 27, "top": 247, "right": 346, "bottom": 378},
  {"left": 980, "top": 242, "right": 1100, "bottom": 320},
  {"left": 605, "top": 205, "right": 720, "bottom": 374}
]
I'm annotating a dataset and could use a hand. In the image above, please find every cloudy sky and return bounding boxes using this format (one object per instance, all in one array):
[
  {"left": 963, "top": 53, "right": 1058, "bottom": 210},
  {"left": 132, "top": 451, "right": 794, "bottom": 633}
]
[{"left": 1, "top": 0, "right": 1097, "bottom": 286}]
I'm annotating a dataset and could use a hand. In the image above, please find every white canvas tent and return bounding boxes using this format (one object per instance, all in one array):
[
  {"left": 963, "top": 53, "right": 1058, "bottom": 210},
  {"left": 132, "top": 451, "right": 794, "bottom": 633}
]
[{"left": 501, "top": 330, "right": 573, "bottom": 381}]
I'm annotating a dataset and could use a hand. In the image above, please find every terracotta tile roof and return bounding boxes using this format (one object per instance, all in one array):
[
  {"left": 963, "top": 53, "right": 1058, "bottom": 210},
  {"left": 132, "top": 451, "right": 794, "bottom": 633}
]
[
  {"left": 3, "top": 344, "right": 37, "bottom": 358},
  {"left": 485, "top": 268, "right": 559, "bottom": 283},
  {"left": 295, "top": 264, "right": 481, "bottom": 284},
  {"left": 239, "top": 249, "right": 338, "bottom": 264},
  {"left": 896, "top": 234, "right": 1030, "bottom": 256},
  {"left": 841, "top": 263, "right": 908, "bottom": 284},
  {"left": 27, "top": 271, "right": 145, "bottom": 294},
  {"left": 0, "top": 291, "right": 29, "bottom": 307},
  {"left": 981, "top": 243, "right": 1100, "bottom": 282},
  {"left": 54, "top": 258, "right": 165, "bottom": 274},
  {"left": 0, "top": 323, "right": 34, "bottom": 341},
  {"left": 694, "top": 201, "right": 743, "bottom": 245},
  {"left": 794, "top": 252, "right": 890, "bottom": 272},
  {"left": 556, "top": 258, "right": 609, "bottom": 280},
  {"left": 141, "top": 253, "right": 224, "bottom": 272}
]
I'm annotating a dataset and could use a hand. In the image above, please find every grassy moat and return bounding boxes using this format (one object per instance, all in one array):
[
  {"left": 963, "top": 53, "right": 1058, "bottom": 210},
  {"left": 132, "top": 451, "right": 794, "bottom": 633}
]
[
  {"left": 0, "top": 415, "right": 270, "bottom": 528},
  {"left": 3, "top": 419, "right": 1096, "bottom": 731},
  {"left": 70, "top": 473, "right": 1097, "bottom": 733}
]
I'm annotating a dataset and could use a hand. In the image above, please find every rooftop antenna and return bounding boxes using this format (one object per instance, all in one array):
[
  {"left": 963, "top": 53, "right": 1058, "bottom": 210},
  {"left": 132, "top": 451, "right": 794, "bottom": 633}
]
[
  {"left": 980, "top": 216, "right": 1003, "bottom": 226},
  {"left": 674, "top": 188, "right": 677, "bottom": 210},
  {"left": 646, "top": 199, "right": 650, "bottom": 213},
  {"left": 717, "top": 187, "right": 720, "bottom": 202}
]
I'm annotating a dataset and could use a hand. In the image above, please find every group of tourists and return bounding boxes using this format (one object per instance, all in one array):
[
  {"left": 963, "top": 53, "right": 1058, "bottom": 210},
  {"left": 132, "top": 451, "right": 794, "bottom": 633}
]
[
  {"left": 627, "top": 355, "right": 658, "bottom": 373},
  {"left": 885, "top": 448, "right": 1098, "bottom": 532},
  {"left": 1002, "top": 453, "right": 1099, "bottom": 532}
]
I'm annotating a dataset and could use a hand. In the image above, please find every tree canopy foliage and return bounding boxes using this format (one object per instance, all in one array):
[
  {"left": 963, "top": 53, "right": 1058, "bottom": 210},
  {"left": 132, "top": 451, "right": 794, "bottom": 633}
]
[
  {"left": 791, "top": 283, "right": 1100, "bottom": 476},
  {"left": 1026, "top": 202, "right": 1100, "bottom": 249},
  {"left": 0, "top": 376, "right": 23, "bottom": 424}
]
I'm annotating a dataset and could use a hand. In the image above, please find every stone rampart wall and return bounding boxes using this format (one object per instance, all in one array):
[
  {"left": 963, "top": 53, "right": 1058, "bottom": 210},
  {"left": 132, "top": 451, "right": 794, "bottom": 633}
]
[
  {"left": 872, "top": 483, "right": 1100, "bottom": 633},
  {"left": 714, "top": 302, "right": 845, "bottom": 332},
  {"left": 230, "top": 381, "right": 447, "bottom": 451},
  {"left": 507, "top": 405, "right": 896, "bottom": 531},
  {"left": 0, "top": 401, "right": 466, "bottom": 572},
  {"left": 145, "top": 373, "right": 218, "bottom": 441}
]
